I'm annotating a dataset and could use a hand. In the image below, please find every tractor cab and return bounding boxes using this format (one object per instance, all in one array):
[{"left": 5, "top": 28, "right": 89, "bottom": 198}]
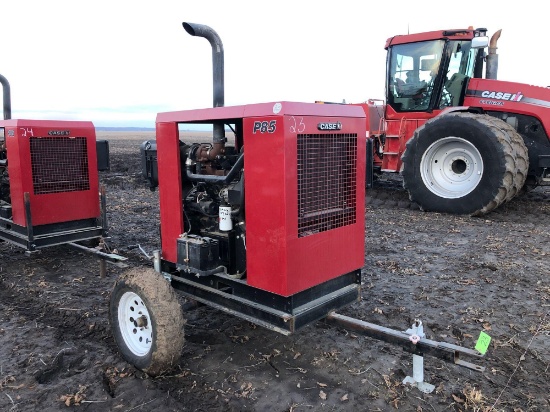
[
  {"left": 385, "top": 28, "right": 489, "bottom": 114},
  {"left": 365, "top": 28, "right": 492, "bottom": 178}
]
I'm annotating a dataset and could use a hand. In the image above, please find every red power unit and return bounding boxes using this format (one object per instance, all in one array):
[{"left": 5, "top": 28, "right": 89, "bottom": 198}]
[
  {"left": 110, "top": 22, "right": 488, "bottom": 378},
  {"left": 153, "top": 101, "right": 365, "bottom": 302},
  {"left": 0, "top": 119, "right": 105, "bottom": 250}
]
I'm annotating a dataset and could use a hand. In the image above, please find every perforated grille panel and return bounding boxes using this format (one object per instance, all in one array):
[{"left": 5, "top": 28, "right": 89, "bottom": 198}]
[
  {"left": 30, "top": 137, "right": 90, "bottom": 195},
  {"left": 297, "top": 133, "right": 357, "bottom": 237}
]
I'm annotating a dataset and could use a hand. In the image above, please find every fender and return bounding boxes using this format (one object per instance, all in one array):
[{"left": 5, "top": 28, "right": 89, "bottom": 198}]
[{"left": 436, "top": 106, "right": 484, "bottom": 117}]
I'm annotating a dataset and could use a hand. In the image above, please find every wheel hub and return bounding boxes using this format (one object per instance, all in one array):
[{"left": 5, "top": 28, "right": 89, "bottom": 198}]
[
  {"left": 135, "top": 315, "right": 148, "bottom": 328},
  {"left": 118, "top": 291, "right": 153, "bottom": 357},
  {"left": 420, "top": 137, "right": 483, "bottom": 199},
  {"left": 450, "top": 157, "right": 467, "bottom": 174}
]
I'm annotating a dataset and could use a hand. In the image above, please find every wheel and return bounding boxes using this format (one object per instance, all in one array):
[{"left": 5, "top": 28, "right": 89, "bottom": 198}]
[
  {"left": 402, "top": 112, "right": 520, "bottom": 216},
  {"left": 109, "top": 267, "right": 185, "bottom": 376}
]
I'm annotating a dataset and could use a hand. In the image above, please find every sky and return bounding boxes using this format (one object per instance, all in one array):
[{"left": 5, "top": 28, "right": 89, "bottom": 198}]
[{"left": 1, "top": 1, "right": 547, "bottom": 128}]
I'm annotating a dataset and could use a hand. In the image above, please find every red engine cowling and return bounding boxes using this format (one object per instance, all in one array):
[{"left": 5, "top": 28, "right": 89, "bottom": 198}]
[
  {"left": 2, "top": 119, "right": 100, "bottom": 226},
  {"left": 243, "top": 104, "right": 366, "bottom": 296}
]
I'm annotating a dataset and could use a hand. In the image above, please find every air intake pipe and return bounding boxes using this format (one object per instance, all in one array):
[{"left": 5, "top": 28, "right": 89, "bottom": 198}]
[
  {"left": 0, "top": 74, "right": 12, "bottom": 120},
  {"left": 183, "top": 22, "right": 225, "bottom": 149}
]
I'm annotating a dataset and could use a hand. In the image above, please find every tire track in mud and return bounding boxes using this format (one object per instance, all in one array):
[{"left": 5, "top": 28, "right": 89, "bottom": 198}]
[
  {"left": 0, "top": 255, "right": 242, "bottom": 412},
  {"left": 0, "top": 270, "right": 112, "bottom": 345},
  {"left": 0, "top": 269, "right": 119, "bottom": 405}
]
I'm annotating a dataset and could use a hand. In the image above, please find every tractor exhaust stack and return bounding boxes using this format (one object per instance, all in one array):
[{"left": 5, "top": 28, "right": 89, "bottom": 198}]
[{"left": 486, "top": 29, "right": 501, "bottom": 80}]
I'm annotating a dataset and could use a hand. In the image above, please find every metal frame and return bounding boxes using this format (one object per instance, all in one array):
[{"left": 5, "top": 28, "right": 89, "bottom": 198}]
[
  {"left": 0, "top": 216, "right": 104, "bottom": 251},
  {"left": 167, "top": 267, "right": 361, "bottom": 335},
  {"left": 0, "top": 188, "right": 108, "bottom": 252},
  {"left": 165, "top": 264, "right": 485, "bottom": 372}
]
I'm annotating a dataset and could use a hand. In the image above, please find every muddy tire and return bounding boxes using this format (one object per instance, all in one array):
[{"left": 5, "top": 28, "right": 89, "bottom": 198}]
[
  {"left": 109, "top": 267, "right": 185, "bottom": 376},
  {"left": 402, "top": 112, "right": 520, "bottom": 216},
  {"left": 484, "top": 116, "right": 529, "bottom": 202}
]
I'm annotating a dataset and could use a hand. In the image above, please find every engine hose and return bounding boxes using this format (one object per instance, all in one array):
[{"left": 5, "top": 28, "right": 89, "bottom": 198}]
[{"left": 185, "top": 152, "right": 244, "bottom": 184}]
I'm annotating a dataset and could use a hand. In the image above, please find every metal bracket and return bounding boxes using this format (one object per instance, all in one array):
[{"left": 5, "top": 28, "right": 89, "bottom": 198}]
[{"left": 402, "top": 320, "right": 435, "bottom": 393}]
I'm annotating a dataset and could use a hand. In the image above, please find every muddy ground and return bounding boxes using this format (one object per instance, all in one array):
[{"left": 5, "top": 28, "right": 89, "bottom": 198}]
[{"left": 0, "top": 131, "right": 549, "bottom": 412}]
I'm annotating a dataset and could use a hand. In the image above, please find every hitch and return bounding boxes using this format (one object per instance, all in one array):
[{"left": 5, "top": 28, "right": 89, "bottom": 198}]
[
  {"left": 325, "top": 312, "right": 485, "bottom": 392},
  {"left": 68, "top": 240, "right": 128, "bottom": 267},
  {"left": 68, "top": 240, "right": 128, "bottom": 278},
  {"left": 129, "top": 244, "right": 162, "bottom": 274}
]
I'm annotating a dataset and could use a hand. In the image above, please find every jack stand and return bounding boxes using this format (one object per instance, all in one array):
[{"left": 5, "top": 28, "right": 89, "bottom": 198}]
[
  {"left": 99, "top": 258, "right": 107, "bottom": 278},
  {"left": 402, "top": 320, "right": 435, "bottom": 394}
]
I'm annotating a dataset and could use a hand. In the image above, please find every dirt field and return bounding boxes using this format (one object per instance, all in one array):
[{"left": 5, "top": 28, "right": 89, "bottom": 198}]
[{"left": 0, "top": 131, "right": 549, "bottom": 412}]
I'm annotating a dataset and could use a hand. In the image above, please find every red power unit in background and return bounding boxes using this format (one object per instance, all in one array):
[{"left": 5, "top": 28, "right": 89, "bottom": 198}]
[
  {"left": 0, "top": 119, "right": 105, "bottom": 250},
  {"left": 5, "top": 120, "right": 99, "bottom": 225}
]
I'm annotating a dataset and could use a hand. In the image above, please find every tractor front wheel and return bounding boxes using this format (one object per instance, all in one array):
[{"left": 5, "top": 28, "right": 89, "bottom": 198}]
[
  {"left": 109, "top": 267, "right": 185, "bottom": 376},
  {"left": 402, "top": 112, "right": 522, "bottom": 216}
]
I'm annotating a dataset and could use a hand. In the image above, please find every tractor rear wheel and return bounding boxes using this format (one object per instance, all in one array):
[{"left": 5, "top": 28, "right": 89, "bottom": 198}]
[
  {"left": 109, "top": 267, "right": 185, "bottom": 376},
  {"left": 402, "top": 112, "right": 522, "bottom": 216}
]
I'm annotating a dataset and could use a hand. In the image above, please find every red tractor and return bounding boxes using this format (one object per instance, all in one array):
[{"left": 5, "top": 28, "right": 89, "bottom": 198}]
[{"left": 358, "top": 27, "right": 549, "bottom": 215}]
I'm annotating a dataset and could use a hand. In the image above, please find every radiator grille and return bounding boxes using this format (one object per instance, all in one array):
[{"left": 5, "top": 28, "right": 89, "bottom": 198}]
[
  {"left": 30, "top": 137, "right": 90, "bottom": 195},
  {"left": 297, "top": 133, "right": 357, "bottom": 237}
]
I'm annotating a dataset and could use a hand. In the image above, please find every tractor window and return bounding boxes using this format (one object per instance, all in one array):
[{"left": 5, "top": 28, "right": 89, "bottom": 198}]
[
  {"left": 387, "top": 40, "right": 445, "bottom": 112},
  {"left": 438, "top": 40, "right": 477, "bottom": 108}
]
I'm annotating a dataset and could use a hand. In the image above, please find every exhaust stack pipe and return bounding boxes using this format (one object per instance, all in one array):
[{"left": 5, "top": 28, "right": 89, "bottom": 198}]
[
  {"left": 0, "top": 74, "right": 12, "bottom": 120},
  {"left": 183, "top": 22, "right": 225, "bottom": 145},
  {"left": 486, "top": 29, "right": 501, "bottom": 80}
]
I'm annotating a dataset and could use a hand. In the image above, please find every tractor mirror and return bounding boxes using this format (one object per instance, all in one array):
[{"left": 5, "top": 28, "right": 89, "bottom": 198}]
[{"left": 472, "top": 36, "right": 489, "bottom": 49}]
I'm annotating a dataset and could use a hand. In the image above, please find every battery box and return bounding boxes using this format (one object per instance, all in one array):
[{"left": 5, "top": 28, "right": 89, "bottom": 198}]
[{"left": 176, "top": 234, "right": 220, "bottom": 275}]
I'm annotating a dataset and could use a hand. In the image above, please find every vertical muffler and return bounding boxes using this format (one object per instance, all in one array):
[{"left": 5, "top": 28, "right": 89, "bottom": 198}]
[
  {"left": 0, "top": 74, "right": 12, "bottom": 120},
  {"left": 485, "top": 29, "right": 501, "bottom": 80},
  {"left": 182, "top": 22, "right": 225, "bottom": 145}
]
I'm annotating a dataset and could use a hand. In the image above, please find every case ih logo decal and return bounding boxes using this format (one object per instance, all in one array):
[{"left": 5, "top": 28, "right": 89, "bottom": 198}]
[
  {"left": 480, "top": 91, "right": 524, "bottom": 102},
  {"left": 469, "top": 88, "right": 550, "bottom": 109},
  {"left": 48, "top": 130, "right": 70, "bottom": 136},
  {"left": 318, "top": 122, "right": 342, "bottom": 131},
  {"left": 253, "top": 120, "right": 276, "bottom": 134}
]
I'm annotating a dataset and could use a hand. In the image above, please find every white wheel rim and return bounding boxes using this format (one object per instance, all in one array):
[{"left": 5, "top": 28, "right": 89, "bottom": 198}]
[
  {"left": 118, "top": 291, "right": 153, "bottom": 357},
  {"left": 420, "top": 137, "right": 483, "bottom": 199}
]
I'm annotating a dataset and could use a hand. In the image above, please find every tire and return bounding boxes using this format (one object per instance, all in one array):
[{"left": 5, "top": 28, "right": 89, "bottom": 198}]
[
  {"left": 109, "top": 267, "right": 185, "bottom": 376},
  {"left": 402, "top": 112, "right": 519, "bottom": 216},
  {"left": 484, "top": 116, "right": 529, "bottom": 202}
]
